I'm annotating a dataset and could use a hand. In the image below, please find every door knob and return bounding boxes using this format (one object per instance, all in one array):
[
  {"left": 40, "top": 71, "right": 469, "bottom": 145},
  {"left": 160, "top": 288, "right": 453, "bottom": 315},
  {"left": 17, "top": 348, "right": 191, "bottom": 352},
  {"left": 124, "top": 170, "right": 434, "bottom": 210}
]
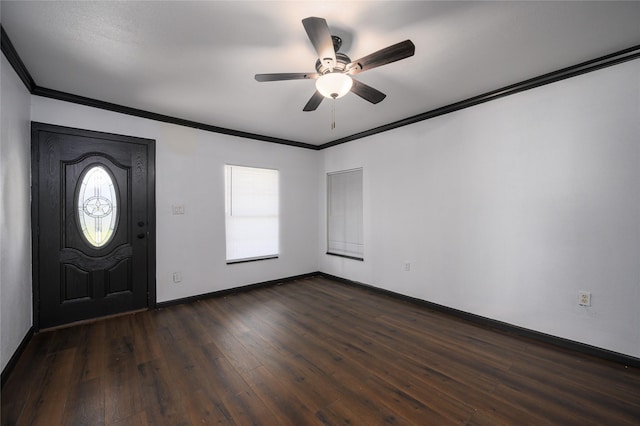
[{"left": 137, "top": 233, "right": 145, "bottom": 239}]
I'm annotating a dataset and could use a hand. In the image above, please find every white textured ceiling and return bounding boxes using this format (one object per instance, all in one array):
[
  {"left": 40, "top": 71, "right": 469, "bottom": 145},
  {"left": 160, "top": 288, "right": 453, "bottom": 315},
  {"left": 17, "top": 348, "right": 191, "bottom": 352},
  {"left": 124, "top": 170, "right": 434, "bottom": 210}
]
[{"left": 2, "top": 1, "right": 640, "bottom": 146}]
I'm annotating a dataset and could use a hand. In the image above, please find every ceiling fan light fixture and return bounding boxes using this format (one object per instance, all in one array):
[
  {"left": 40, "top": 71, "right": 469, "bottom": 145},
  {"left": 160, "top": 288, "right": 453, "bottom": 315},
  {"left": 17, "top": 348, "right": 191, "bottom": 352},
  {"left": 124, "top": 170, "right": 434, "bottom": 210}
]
[{"left": 316, "top": 72, "right": 353, "bottom": 99}]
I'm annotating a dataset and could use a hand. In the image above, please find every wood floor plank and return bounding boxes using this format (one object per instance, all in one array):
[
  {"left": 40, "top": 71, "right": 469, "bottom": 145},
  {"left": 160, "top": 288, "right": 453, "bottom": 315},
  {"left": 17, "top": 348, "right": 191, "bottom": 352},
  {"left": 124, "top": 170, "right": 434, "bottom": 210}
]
[
  {"left": 219, "top": 306, "right": 342, "bottom": 413},
  {"left": 220, "top": 387, "right": 276, "bottom": 425},
  {"left": 509, "top": 356, "right": 640, "bottom": 421},
  {"left": 136, "top": 358, "right": 191, "bottom": 426},
  {"left": 104, "top": 356, "right": 142, "bottom": 424},
  {"left": 3, "top": 277, "right": 640, "bottom": 426},
  {"left": 298, "top": 282, "right": 628, "bottom": 423},
  {"left": 1, "top": 332, "right": 55, "bottom": 426},
  {"left": 15, "top": 348, "right": 76, "bottom": 426},
  {"left": 70, "top": 321, "right": 106, "bottom": 383},
  {"left": 195, "top": 341, "right": 251, "bottom": 398},
  {"left": 237, "top": 289, "right": 465, "bottom": 424},
  {"left": 102, "top": 315, "right": 144, "bottom": 425},
  {"left": 182, "top": 388, "right": 232, "bottom": 425},
  {"left": 107, "top": 411, "right": 148, "bottom": 426},
  {"left": 316, "top": 396, "right": 412, "bottom": 426},
  {"left": 258, "top": 287, "right": 482, "bottom": 423},
  {"left": 131, "top": 311, "right": 165, "bottom": 365},
  {"left": 60, "top": 376, "right": 105, "bottom": 426},
  {"left": 105, "top": 315, "right": 136, "bottom": 367},
  {"left": 243, "top": 365, "right": 321, "bottom": 426},
  {"left": 196, "top": 298, "right": 264, "bottom": 373},
  {"left": 47, "top": 325, "right": 85, "bottom": 354}
]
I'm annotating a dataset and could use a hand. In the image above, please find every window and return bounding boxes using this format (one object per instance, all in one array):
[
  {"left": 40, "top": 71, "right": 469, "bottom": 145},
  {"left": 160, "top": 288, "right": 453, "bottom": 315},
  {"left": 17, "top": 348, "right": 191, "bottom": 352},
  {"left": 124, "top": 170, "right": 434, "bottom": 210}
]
[
  {"left": 225, "top": 165, "right": 279, "bottom": 263},
  {"left": 327, "top": 168, "right": 363, "bottom": 260}
]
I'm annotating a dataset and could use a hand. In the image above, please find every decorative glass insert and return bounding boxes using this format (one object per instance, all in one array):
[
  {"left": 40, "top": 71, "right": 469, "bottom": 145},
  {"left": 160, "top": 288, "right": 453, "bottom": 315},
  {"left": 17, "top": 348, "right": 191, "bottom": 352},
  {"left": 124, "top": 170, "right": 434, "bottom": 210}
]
[{"left": 77, "top": 165, "right": 118, "bottom": 248}]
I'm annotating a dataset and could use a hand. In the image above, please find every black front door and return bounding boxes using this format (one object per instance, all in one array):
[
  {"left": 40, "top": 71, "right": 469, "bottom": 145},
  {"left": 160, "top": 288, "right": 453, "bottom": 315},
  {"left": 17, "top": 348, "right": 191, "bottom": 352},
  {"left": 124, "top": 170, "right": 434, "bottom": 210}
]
[{"left": 32, "top": 123, "right": 155, "bottom": 329}]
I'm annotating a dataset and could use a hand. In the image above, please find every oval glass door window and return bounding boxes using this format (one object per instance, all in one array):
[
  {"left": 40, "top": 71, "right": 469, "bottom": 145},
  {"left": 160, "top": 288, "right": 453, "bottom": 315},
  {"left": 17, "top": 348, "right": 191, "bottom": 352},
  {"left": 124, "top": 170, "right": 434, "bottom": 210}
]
[{"left": 77, "top": 165, "right": 118, "bottom": 248}]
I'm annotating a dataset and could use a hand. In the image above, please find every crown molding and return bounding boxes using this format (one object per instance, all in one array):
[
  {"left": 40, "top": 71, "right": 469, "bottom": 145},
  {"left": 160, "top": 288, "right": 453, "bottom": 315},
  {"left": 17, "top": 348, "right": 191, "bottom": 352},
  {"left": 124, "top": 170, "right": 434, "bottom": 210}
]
[
  {"left": 31, "top": 86, "right": 319, "bottom": 150},
  {"left": 1, "top": 24, "right": 318, "bottom": 150},
  {"left": 319, "top": 44, "right": 640, "bottom": 149},
  {"left": 1, "top": 26, "right": 35, "bottom": 92},
  {"left": 3, "top": 24, "right": 639, "bottom": 151}
]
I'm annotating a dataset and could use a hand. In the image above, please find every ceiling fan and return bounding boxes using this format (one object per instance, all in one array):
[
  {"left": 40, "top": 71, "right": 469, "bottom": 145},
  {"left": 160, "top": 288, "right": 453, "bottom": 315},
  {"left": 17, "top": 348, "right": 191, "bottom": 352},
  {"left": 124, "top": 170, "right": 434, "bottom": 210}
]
[{"left": 255, "top": 17, "right": 415, "bottom": 112}]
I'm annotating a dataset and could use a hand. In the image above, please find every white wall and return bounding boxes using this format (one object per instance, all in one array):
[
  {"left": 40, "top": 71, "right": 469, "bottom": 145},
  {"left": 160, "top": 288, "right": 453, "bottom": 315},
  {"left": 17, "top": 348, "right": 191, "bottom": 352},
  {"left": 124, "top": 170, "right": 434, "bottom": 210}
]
[
  {"left": 1, "top": 54, "right": 33, "bottom": 371},
  {"left": 30, "top": 97, "right": 319, "bottom": 303},
  {"left": 319, "top": 59, "right": 640, "bottom": 358}
]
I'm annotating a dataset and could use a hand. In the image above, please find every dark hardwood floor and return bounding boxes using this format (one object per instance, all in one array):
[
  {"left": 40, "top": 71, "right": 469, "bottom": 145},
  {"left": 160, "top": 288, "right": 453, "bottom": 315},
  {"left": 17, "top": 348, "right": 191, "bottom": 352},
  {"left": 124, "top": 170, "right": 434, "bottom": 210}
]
[{"left": 2, "top": 276, "right": 639, "bottom": 425}]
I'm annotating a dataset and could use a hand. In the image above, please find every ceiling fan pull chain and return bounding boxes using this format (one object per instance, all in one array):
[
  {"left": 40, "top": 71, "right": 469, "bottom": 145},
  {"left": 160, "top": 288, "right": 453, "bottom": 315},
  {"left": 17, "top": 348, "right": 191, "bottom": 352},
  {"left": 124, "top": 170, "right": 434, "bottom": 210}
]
[{"left": 331, "top": 97, "right": 336, "bottom": 130}]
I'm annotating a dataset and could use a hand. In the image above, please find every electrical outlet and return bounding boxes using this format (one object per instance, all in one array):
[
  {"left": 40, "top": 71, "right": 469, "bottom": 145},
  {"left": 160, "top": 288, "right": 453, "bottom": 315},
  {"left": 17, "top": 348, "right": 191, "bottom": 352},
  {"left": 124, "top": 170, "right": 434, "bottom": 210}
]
[
  {"left": 404, "top": 262, "right": 411, "bottom": 272},
  {"left": 172, "top": 204, "right": 185, "bottom": 215},
  {"left": 578, "top": 291, "right": 591, "bottom": 306},
  {"left": 173, "top": 271, "right": 182, "bottom": 283}
]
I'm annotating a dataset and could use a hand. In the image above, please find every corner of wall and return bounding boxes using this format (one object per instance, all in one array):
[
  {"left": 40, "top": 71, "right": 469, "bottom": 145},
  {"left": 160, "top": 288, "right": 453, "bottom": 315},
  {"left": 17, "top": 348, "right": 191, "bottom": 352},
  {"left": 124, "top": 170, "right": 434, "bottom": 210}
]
[{"left": 1, "top": 53, "right": 34, "bottom": 372}]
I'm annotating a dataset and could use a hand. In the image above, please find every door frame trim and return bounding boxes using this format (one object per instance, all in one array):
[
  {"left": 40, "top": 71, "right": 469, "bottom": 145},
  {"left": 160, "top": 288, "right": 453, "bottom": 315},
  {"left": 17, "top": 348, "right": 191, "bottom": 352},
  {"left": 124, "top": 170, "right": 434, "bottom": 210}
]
[{"left": 31, "top": 122, "right": 156, "bottom": 331}]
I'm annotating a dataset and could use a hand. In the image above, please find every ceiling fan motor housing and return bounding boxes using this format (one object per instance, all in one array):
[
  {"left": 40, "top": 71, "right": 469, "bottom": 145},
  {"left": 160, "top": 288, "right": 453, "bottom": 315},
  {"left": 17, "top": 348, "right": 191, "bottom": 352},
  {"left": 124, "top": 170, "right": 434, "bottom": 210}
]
[{"left": 316, "top": 51, "right": 352, "bottom": 75}]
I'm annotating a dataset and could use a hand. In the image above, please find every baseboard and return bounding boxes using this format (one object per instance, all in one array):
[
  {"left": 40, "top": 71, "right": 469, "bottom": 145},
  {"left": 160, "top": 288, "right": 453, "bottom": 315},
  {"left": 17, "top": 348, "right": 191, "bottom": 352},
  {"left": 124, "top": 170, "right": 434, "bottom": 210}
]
[
  {"left": 10, "top": 271, "right": 634, "bottom": 378},
  {"left": 2, "top": 273, "right": 317, "bottom": 385},
  {"left": 318, "top": 272, "right": 640, "bottom": 369},
  {"left": 1, "top": 326, "right": 34, "bottom": 387},
  {"left": 155, "top": 272, "right": 319, "bottom": 309}
]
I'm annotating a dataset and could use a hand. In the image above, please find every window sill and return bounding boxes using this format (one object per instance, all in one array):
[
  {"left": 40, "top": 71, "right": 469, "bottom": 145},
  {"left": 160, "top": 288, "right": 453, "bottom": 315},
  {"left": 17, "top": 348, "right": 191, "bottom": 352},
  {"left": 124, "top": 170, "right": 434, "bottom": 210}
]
[
  {"left": 227, "top": 255, "right": 278, "bottom": 265},
  {"left": 326, "top": 252, "right": 364, "bottom": 261}
]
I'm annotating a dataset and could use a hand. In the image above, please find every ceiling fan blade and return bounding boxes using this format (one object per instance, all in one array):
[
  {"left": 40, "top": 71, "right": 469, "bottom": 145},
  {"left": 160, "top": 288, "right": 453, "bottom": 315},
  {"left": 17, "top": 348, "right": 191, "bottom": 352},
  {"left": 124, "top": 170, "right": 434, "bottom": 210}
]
[
  {"left": 255, "top": 72, "right": 319, "bottom": 82},
  {"left": 347, "top": 40, "right": 415, "bottom": 75},
  {"left": 303, "top": 91, "right": 324, "bottom": 111},
  {"left": 350, "top": 78, "right": 386, "bottom": 104},
  {"left": 302, "top": 17, "right": 336, "bottom": 70}
]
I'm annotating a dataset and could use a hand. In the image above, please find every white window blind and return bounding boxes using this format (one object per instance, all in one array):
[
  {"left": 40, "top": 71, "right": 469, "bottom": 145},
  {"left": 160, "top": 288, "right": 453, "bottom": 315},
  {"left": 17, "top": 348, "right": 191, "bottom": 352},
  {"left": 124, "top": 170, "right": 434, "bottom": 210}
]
[
  {"left": 327, "top": 168, "right": 363, "bottom": 260},
  {"left": 225, "top": 165, "right": 279, "bottom": 263}
]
